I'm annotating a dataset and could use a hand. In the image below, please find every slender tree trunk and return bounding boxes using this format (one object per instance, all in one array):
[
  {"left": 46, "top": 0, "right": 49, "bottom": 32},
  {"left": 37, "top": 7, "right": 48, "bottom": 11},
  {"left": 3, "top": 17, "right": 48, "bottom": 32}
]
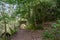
[{"left": 4, "top": 21, "right": 7, "bottom": 40}]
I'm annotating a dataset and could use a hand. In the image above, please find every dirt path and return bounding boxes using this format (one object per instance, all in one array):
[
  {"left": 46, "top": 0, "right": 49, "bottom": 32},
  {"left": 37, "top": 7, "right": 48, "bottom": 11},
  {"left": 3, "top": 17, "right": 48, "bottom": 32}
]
[
  {"left": 10, "top": 29, "right": 43, "bottom": 40},
  {"left": 10, "top": 22, "right": 54, "bottom": 40}
]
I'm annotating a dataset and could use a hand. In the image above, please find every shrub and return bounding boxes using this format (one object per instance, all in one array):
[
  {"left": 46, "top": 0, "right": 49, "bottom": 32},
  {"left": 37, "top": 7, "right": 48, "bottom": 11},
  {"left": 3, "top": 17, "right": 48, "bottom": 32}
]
[
  {"left": 43, "top": 30, "right": 55, "bottom": 40},
  {"left": 43, "top": 19, "right": 60, "bottom": 40}
]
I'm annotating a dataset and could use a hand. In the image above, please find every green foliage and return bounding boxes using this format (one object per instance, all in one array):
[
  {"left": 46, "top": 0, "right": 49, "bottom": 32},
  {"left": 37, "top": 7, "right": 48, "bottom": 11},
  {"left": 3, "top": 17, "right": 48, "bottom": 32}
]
[
  {"left": 26, "top": 24, "right": 44, "bottom": 30},
  {"left": 25, "top": 24, "right": 36, "bottom": 30},
  {"left": 43, "top": 20, "right": 60, "bottom": 40},
  {"left": 0, "top": 0, "right": 60, "bottom": 40},
  {"left": 25, "top": 0, "right": 57, "bottom": 30},
  {"left": 56, "top": 0, "right": 60, "bottom": 8},
  {"left": 43, "top": 30, "right": 55, "bottom": 40},
  {"left": 9, "top": 27, "right": 17, "bottom": 35},
  {"left": 34, "top": 0, "right": 57, "bottom": 22}
]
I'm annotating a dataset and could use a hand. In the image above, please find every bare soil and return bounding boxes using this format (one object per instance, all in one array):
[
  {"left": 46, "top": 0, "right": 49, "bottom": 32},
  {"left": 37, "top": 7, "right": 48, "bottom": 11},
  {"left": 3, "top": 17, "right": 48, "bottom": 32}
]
[
  {"left": 10, "top": 29, "right": 44, "bottom": 40},
  {"left": 10, "top": 22, "right": 53, "bottom": 40}
]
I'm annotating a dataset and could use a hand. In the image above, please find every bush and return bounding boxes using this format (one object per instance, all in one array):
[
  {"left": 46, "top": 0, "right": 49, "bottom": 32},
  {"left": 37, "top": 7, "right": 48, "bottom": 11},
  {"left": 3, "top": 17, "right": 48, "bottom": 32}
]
[
  {"left": 25, "top": 24, "right": 36, "bottom": 30},
  {"left": 25, "top": 24, "right": 44, "bottom": 30},
  {"left": 43, "top": 19, "right": 60, "bottom": 40},
  {"left": 43, "top": 30, "right": 55, "bottom": 40},
  {"left": 9, "top": 27, "right": 17, "bottom": 35}
]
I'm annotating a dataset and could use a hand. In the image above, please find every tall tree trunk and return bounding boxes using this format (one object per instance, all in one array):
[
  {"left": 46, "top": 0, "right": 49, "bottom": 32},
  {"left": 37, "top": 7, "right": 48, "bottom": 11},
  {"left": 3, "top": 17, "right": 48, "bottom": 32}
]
[{"left": 4, "top": 21, "right": 7, "bottom": 40}]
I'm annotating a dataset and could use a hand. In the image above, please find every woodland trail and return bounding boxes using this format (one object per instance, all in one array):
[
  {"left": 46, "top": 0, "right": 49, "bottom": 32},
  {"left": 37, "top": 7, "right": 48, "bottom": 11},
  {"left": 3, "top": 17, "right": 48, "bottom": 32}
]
[
  {"left": 10, "top": 29, "right": 43, "bottom": 40},
  {"left": 10, "top": 22, "right": 53, "bottom": 40}
]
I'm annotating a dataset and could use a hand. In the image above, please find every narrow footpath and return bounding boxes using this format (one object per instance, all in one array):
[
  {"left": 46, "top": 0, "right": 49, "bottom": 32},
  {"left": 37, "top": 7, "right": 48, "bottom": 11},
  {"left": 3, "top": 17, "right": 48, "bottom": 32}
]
[{"left": 11, "top": 29, "right": 43, "bottom": 40}]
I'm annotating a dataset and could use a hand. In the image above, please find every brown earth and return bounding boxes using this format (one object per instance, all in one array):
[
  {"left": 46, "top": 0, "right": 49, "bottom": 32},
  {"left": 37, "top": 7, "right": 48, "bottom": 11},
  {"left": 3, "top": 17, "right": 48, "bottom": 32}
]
[
  {"left": 10, "top": 29, "right": 44, "bottom": 40},
  {"left": 10, "top": 22, "right": 54, "bottom": 40}
]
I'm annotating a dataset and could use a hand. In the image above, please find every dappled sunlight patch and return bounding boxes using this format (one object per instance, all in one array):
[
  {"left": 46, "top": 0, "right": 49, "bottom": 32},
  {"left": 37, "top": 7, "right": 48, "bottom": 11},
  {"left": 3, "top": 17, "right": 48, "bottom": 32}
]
[{"left": 20, "top": 24, "right": 27, "bottom": 29}]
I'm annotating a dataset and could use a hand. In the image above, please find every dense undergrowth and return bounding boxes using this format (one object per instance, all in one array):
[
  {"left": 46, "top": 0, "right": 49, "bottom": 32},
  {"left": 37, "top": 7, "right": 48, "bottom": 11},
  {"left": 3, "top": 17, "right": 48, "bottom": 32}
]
[
  {"left": 0, "top": 0, "right": 60, "bottom": 40},
  {"left": 43, "top": 19, "right": 60, "bottom": 40}
]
